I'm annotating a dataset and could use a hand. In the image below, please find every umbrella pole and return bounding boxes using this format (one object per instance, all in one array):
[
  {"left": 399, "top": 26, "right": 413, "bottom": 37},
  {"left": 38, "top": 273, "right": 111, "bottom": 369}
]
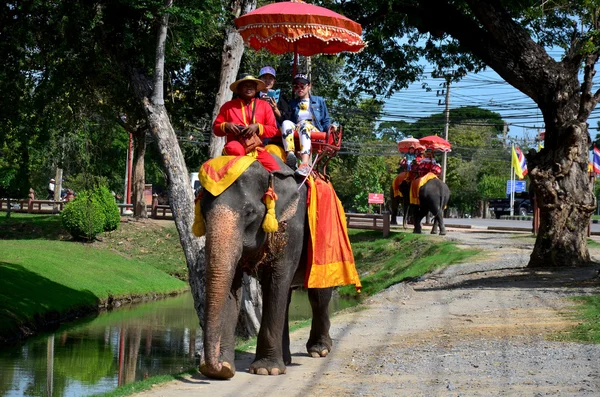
[{"left": 293, "top": 42, "right": 298, "bottom": 77}]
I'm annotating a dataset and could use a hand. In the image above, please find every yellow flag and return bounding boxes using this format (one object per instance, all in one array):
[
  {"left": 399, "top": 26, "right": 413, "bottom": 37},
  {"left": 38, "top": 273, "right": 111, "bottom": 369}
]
[{"left": 512, "top": 146, "right": 524, "bottom": 179}]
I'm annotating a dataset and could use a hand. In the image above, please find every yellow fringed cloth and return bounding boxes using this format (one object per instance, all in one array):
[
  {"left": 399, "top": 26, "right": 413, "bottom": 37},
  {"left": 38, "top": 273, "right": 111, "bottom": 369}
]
[
  {"left": 198, "top": 155, "right": 257, "bottom": 196},
  {"left": 305, "top": 176, "right": 362, "bottom": 292},
  {"left": 409, "top": 172, "right": 438, "bottom": 205},
  {"left": 392, "top": 171, "right": 410, "bottom": 198},
  {"left": 192, "top": 156, "right": 257, "bottom": 237}
]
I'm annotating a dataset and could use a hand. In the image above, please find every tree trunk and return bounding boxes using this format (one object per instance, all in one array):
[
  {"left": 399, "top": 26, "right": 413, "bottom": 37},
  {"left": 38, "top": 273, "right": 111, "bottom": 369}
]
[
  {"left": 207, "top": 0, "right": 262, "bottom": 337},
  {"left": 236, "top": 273, "right": 263, "bottom": 338},
  {"left": 528, "top": 122, "right": 595, "bottom": 267},
  {"left": 141, "top": 95, "right": 207, "bottom": 324},
  {"left": 208, "top": 0, "right": 257, "bottom": 158},
  {"left": 132, "top": 128, "right": 147, "bottom": 218},
  {"left": 127, "top": 1, "right": 206, "bottom": 326}
]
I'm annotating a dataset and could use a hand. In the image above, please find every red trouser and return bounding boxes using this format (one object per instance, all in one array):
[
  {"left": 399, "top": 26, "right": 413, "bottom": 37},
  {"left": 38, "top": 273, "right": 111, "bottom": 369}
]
[{"left": 223, "top": 141, "right": 280, "bottom": 173}]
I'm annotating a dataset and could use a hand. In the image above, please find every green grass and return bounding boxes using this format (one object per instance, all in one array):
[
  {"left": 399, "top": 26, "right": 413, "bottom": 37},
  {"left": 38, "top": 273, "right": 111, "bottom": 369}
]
[
  {"left": 0, "top": 213, "right": 68, "bottom": 240},
  {"left": 0, "top": 239, "right": 187, "bottom": 340},
  {"left": 338, "top": 230, "right": 481, "bottom": 297},
  {"left": 0, "top": 213, "right": 188, "bottom": 279},
  {"left": 98, "top": 220, "right": 188, "bottom": 280},
  {"left": 91, "top": 369, "right": 198, "bottom": 397},
  {"left": 554, "top": 296, "right": 600, "bottom": 344}
]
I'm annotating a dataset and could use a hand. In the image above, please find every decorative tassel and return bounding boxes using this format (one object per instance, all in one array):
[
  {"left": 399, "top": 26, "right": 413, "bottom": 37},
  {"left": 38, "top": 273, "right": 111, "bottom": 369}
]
[
  {"left": 192, "top": 190, "right": 205, "bottom": 237},
  {"left": 262, "top": 175, "right": 279, "bottom": 233}
]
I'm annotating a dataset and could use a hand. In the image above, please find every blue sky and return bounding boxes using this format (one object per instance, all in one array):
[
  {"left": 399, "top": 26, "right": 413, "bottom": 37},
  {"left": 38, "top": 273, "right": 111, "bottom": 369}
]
[{"left": 380, "top": 51, "right": 600, "bottom": 144}]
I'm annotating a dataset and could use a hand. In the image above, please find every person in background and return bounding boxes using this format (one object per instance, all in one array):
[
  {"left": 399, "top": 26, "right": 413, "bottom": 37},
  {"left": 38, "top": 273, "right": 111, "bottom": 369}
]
[
  {"left": 284, "top": 73, "right": 337, "bottom": 176},
  {"left": 48, "top": 178, "right": 55, "bottom": 200},
  {"left": 400, "top": 146, "right": 417, "bottom": 171}
]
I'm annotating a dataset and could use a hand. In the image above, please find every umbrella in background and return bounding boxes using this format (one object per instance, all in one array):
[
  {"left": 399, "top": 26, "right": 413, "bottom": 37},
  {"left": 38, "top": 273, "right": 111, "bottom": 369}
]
[
  {"left": 234, "top": 0, "right": 365, "bottom": 75},
  {"left": 397, "top": 137, "right": 425, "bottom": 153},
  {"left": 419, "top": 135, "right": 452, "bottom": 152}
]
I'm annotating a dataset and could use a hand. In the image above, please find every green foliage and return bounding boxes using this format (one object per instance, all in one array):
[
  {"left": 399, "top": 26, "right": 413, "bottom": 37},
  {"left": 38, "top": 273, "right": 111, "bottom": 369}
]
[
  {"left": 94, "top": 186, "right": 120, "bottom": 232},
  {"left": 478, "top": 174, "right": 506, "bottom": 200},
  {"left": 61, "top": 192, "right": 106, "bottom": 241},
  {"left": 66, "top": 174, "right": 110, "bottom": 196}
]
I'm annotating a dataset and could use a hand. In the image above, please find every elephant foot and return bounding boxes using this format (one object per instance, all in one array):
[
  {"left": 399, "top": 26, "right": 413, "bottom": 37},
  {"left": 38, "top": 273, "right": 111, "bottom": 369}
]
[
  {"left": 439, "top": 230, "right": 447, "bottom": 236},
  {"left": 307, "top": 340, "right": 331, "bottom": 358},
  {"left": 199, "top": 361, "right": 235, "bottom": 379},
  {"left": 249, "top": 358, "right": 286, "bottom": 376},
  {"left": 430, "top": 230, "right": 438, "bottom": 235},
  {"left": 413, "top": 229, "right": 422, "bottom": 234}
]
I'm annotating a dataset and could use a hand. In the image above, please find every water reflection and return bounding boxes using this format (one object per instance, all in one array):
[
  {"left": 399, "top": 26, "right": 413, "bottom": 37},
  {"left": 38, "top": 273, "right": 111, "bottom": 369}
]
[
  {"left": 0, "top": 289, "right": 357, "bottom": 396},
  {"left": 0, "top": 293, "right": 202, "bottom": 397}
]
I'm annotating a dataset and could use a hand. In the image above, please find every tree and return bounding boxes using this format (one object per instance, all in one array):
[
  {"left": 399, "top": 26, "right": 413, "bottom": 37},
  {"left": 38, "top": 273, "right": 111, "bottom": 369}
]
[
  {"left": 208, "top": 0, "right": 257, "bottom": 158},
  {"left": 339, "top": 0, "right": 600, "bottom": 267}
]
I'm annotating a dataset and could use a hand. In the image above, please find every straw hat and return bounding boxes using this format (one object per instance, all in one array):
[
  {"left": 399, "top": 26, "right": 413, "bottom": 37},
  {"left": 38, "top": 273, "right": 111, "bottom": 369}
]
[{"left": 230, "top": 74, "right": 266, "bottom": 92}]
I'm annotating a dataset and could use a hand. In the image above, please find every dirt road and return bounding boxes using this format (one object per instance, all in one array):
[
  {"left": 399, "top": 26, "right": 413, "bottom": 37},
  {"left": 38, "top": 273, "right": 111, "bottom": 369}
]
[{"left": 135, "top": 231, "right": 600, "bottom": 397}]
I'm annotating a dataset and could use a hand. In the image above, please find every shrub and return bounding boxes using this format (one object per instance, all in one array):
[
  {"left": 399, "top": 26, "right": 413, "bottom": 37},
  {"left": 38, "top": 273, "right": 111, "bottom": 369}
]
[
  {"left": 61, "top": 192, "right": 105, "bottom": 240},
  {"left": 94, "top": 186, "right": 120, "bottom": 232}
]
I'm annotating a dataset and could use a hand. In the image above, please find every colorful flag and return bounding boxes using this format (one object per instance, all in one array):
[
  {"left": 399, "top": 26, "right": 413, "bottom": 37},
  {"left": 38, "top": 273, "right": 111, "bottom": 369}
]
[
  {"left": 593, "top": 145, "right": 600, "bottom": 174},
  {"left": 511, "top": 146, "right": 528, "bottom": 179}
]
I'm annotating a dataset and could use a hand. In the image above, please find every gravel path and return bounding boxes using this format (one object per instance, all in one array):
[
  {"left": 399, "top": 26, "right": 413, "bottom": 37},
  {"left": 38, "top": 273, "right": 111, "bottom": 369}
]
[{"left": 136, "top": 231, "right": 600, "bottom": 397}]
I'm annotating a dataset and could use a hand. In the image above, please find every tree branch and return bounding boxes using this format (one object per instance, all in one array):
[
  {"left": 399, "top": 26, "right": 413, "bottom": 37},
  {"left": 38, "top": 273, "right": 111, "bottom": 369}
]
[
  {"left": 151, "top": 0, "right": 173, "bottom": 105},
  {"left": 578, "top": 53, "right": 600, "bottom": 121}
]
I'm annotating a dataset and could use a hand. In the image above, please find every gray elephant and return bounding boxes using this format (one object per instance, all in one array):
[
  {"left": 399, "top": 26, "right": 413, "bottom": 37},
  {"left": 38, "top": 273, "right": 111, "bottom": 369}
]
[
  {"left": 198, "top": 158, "right": 333, "bottom": 379},
  {"left": 398, "top": 177, "right": 450, "bottom": 235}
]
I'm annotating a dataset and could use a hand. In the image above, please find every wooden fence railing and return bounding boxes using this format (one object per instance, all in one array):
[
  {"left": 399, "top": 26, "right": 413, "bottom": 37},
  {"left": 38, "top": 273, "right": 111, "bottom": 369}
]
[
  {"left": 1, "top": 195, "right": 173, "bottom": 220},
  {"left": 345, "top": 212, "right": 390, "bottom": 237},
  {"left": 0, "top": 199, "right": 64, "bottom": 214}
]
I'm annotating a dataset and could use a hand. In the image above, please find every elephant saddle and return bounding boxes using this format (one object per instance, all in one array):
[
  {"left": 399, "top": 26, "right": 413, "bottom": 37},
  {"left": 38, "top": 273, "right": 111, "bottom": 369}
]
[
  {"left": 393, "top": 171, "right": 410, "bottom": 198},
  {"left": 199, "top": 155, "right": 258, "bottom": 196},
  {"left": 305, "top": 176, "right": 362, "bottom": 292},
  {"left": 410, "top": 172, "right": 438, "bottom": 205}
]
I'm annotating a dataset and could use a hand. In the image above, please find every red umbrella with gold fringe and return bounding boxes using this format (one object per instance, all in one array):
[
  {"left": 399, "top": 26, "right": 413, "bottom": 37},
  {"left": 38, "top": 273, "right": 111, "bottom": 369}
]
[
  {"left": 234, "top": 0, "right": 365, "bottom": 74},
  {"left": 419, "top": 135, "right": 452, "bottom": 152}
]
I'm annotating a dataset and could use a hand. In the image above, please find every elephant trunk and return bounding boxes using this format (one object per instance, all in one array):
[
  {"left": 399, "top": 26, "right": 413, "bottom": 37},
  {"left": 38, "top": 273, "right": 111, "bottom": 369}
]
[{"left": 202, "top": 205, "right": 242, "bottom": 377}]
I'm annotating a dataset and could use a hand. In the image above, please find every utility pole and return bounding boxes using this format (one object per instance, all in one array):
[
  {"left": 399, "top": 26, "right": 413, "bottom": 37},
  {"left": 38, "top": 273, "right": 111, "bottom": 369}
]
[{"left": 441, "top": 78, "right": 451, "bottom": 183}]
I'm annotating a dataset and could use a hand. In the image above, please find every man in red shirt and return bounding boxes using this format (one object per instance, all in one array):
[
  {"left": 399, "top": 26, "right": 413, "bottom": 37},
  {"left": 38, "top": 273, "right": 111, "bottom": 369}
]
[{"left": 213, "top": 74, "right": 279, "bottom": 160}]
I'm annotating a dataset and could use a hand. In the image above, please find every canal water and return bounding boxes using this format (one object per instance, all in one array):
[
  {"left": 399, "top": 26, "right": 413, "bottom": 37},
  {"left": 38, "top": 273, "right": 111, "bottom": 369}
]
[{"left": 0, "top": 290, "right": 357, "bottom": 397}]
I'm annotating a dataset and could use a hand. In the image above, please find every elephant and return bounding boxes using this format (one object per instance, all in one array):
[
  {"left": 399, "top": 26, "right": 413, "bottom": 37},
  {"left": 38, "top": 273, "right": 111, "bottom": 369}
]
[
  {"left": 398, "top": 176, "right": 450, "bottom": 235},
  {"left": 199, "top": 157, "right": 333, "bottom": 380}
]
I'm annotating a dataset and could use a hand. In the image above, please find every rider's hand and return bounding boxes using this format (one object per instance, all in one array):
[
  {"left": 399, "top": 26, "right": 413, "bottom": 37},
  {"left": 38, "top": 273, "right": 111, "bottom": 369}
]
[
  {"left": 268, "top": 98, "right": 281, "bottom": 117},
  {"left": 224, "top": 123, "right": 242, "bottom": 136},
  {"left": 243, "top": 123, "right": 260, "bottom": 137}
]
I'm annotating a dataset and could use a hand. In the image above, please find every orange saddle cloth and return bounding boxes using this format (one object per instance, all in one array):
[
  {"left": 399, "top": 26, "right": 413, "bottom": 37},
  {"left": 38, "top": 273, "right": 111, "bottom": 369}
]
[
  {"left": 305, "top": 177, "right": 362, "bottom": 292},
  {"left": 409, "top": 172, "right": 438, "bottom": 205}
]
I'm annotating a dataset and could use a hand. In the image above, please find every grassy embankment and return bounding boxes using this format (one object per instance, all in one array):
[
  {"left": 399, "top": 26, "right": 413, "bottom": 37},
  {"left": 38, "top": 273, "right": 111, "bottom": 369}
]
[{"left": 0, "top": 213, "right": 188, "bottom": 343}]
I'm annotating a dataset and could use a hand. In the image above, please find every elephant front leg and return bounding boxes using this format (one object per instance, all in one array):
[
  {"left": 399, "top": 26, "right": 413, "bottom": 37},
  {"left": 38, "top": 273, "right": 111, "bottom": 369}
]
[
  {"left": 200, "top": 267, "right": 243, "bottom": 379},
  {"left": 413, "top": 205, "right": 424, "bottom": 234},
  {"left": 306, "top": 287, "right": 333, "bottom": 358}
]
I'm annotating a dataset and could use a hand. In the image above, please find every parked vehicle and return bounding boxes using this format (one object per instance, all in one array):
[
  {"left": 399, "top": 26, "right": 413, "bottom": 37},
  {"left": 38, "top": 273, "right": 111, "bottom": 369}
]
[
  {"left": 190, "top": 172, "right": 201, "bottom": 197},
  {"left": 488, "top": 192, "right": 533, "bottom": 218}
]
